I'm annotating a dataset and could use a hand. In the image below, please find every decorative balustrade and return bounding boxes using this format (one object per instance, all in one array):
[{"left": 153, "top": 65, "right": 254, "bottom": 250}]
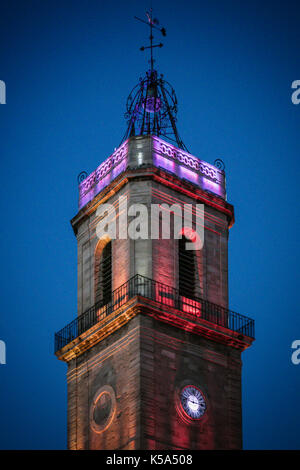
[
  {"left": 54, "top": 274, "right": 255, "bottom": 352},
  {"left": 78, "top": 136, "right": 226, "bottom": 209}
]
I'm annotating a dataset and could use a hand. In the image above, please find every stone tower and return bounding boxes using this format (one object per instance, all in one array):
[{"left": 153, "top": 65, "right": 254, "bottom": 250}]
[{"left": 54, "top": 20, "right": 254, "bottom": 449}]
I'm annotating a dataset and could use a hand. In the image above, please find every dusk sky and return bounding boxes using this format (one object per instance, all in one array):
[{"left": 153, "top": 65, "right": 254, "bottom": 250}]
[{"left": 0, "top": 0, "right": 299, "bottom": 449}]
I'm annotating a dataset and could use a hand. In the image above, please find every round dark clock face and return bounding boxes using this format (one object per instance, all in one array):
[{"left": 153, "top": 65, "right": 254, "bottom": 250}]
[
  {"left": 90, "top": 385, "right": 116, "bottom": 433},
  {"left": 180, "top": 385, "right": 207, "bottom": 419},
  {"left": 93, "top": 392, "right": 112, "bottom": 426}
]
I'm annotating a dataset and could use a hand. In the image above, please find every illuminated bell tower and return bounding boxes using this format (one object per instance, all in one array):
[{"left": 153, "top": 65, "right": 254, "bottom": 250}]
[{"left": 54, "top": 12, "right": 254, "bottom": 450}]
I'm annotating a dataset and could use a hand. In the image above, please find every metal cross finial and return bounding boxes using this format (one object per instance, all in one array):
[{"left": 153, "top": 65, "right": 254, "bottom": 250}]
[{"left": 134, "top": 9, "right": 166, "bottom": 71}]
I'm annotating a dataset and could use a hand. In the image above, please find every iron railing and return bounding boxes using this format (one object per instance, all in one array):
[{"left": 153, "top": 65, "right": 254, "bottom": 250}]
[{"left": 54, "top": 274, "right": 255, "bottom": 352}]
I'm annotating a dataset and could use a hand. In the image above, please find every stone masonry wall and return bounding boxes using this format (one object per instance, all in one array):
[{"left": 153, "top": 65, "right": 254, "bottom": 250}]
[
  {"left": 139, "top": 315, "right": 242, "bottom": 450},
  {"left": 66, "top": 314, "right": 242, "bottom": 450}
]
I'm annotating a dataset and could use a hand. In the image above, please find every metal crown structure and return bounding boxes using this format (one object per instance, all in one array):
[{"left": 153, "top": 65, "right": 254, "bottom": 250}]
[{"left": 120, "top": 10, "right": 188, "bottom": 151}]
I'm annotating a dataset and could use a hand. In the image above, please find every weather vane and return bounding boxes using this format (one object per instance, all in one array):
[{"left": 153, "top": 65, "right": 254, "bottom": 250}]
[
  {"left": 119, "top": 11, "right": 188, "bottom": 152},
  {"left": 134, "top": 9, "right": 166, "bottom": 72}
]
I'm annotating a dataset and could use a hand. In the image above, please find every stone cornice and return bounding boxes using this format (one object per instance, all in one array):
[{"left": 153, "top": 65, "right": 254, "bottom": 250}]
[
  {"left": 55, "top": 296, "right": 253, "bottom": 363},
  {"left": 70, "top": 166, "right": 234, "bottom": 235}
]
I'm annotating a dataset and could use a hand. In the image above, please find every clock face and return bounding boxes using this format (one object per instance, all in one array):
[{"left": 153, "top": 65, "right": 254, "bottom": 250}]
[
  {"left": 90, "top": 385, "right": 116, "bottom": 433},
  {"left": 93, "top": 392, "right": 112, "bottom": 426},
  {"left": 180, "top": 385, "right": 207, "bottom": 419}
]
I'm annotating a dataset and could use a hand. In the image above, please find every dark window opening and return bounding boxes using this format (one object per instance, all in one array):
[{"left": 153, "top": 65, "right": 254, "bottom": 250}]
[
  {"left": 179, "top": 236, "right": 195, "bottom": 299},
  {"left": 96, "top": 241, "right": 112, "bottom": 305}
]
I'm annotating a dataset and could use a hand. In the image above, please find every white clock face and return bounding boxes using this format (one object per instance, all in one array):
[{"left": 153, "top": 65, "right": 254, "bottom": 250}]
[{"left": 180, "top": 385, "right": 207, "bottom": 419}]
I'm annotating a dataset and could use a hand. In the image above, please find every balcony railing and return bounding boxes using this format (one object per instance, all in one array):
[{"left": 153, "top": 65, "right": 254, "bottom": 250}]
[{"left": 54, "top": 274, "right": 255, "bottom": 353}]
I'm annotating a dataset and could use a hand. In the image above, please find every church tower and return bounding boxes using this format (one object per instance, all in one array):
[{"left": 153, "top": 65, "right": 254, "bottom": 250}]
[{"left": 54, "top": 12, "right": 254, "bottom": 450}]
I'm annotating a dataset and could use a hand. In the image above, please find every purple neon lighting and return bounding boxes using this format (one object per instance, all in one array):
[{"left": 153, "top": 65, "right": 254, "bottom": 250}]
[
  {"left": 202, "top": 178, "right": 223, "bottom": 197},
  {"left": 78, "top": 141, "right": 129, "bottom": 209},
  {"left": 153, "top": 154, "right": 175, "bottom": 173},
  {"left": 152, "top": 136, "right": 225, "bottom": 198},
  {"left": 179, "top": 165, "right": 198, "bottom": 184},
  {"left": 112, "top": 159, "right": 127, "bottom": 180},
  {"left": 78, "top": 136, "right": 225, "bottom": 210}
]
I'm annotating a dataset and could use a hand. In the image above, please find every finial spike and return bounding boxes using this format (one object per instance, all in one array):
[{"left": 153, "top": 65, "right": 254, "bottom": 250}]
[{"left": 134, "top": 10, "right": 166, "bottom": 72}]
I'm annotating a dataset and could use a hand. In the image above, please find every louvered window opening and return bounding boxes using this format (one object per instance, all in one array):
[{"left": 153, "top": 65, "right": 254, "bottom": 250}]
[
  {"left": 98, "top": 241, "right": 112, "bottom": 304},
  {"left": 179, "top": 236, "right": 195, "bottom": 300}
]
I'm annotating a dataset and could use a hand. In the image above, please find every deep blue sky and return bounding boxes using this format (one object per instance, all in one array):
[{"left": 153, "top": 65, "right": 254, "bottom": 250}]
[{"left": 0, "top": 0, "right": 299, "bottom": 450}]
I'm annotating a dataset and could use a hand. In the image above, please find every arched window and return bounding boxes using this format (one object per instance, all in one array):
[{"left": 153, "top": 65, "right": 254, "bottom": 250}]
[
  {"left": 95, "top": 240, "right": 112, "bottom": 305},
  {"left": 179, "top": 236, "right": 196, "bottom": 300}
]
